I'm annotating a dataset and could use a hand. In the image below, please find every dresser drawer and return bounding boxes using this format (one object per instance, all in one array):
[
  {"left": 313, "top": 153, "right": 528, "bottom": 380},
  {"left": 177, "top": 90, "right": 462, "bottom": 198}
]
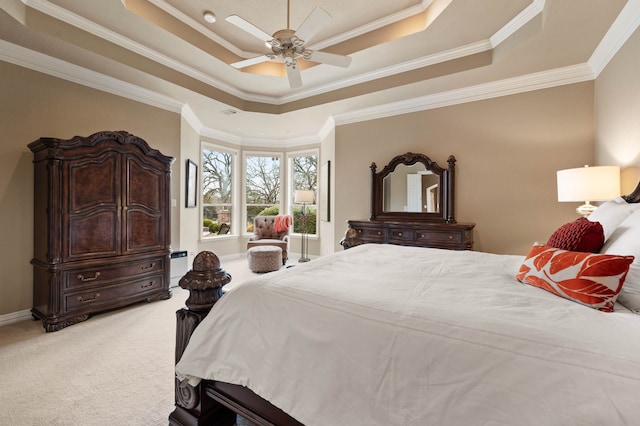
[
  {"left": 353, "top": 226, "right": 387, "bottom": 242},
  {"left": 64, "top": 257, "right": 165, "bottom": 289},
  {"left": 415, "top": 230, "right": 462, "bottom": 244},
  {"left": 64, "top": 274, "right": 165, "bottom": 312},
  {"left": 389, "top": 228, "right": 414, "bottom": 243}
]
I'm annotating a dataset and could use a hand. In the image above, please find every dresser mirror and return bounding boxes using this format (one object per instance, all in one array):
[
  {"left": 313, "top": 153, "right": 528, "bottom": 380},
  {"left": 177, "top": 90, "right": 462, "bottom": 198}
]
[{"left": 371, "top": 152, "right": 456, "bottom": 223}]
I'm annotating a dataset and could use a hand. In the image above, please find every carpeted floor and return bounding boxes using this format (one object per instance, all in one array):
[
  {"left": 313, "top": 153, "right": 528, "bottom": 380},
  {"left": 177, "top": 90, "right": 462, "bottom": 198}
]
[{"left": 0, "top": 253, "right": 266, "bottom": 426}]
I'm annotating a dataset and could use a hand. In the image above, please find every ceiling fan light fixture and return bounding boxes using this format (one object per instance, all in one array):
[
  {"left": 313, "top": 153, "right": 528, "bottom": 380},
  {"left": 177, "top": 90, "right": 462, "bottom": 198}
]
[
  {"left": 203, "top": 11, "right": 216, "bottom": 24},
  {"left": 226, "top": 2, "right": 351, "bottom": 88}
]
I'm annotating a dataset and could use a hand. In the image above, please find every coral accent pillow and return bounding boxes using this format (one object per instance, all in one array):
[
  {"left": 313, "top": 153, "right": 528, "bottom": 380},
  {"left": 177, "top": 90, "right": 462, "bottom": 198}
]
[
  {"left": 515, "top": 244, "right": 634, "bottom": 312},
  {"left": 546, "top": 217, "right": 604, "bottom": 252}
]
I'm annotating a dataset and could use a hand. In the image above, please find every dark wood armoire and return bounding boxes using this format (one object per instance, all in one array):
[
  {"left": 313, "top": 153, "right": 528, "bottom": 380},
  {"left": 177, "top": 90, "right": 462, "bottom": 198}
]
[{"left": 28, "top": 131, "right": 175, "bottom": 332}]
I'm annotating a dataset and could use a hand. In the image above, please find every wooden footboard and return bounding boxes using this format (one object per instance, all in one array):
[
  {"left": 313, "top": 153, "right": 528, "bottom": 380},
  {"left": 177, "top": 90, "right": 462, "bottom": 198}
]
[{"left": 169, "top": 251, "right": 302, "bottom": 426}]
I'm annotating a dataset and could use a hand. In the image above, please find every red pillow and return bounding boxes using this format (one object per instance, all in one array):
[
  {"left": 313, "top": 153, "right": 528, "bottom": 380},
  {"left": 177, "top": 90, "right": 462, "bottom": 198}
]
[
  {"left": 546, "top": 217, "right": 604, "bottom": 252},
  {"left": 515, "top": 244, "right": 634, "bottom": 312}
]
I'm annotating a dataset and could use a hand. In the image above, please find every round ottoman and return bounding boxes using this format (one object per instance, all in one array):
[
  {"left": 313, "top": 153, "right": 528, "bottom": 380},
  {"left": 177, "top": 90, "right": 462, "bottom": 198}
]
[{"left": 247, "top": 246, "right": 283, "bottom": 273}]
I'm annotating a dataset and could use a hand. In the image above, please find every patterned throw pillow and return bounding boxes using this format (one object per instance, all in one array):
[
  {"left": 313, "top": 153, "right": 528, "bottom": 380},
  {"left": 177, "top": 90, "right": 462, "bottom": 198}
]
[
  {"left": 515, "top": 244, "right": 634, "bottom": 312},
  {"left": 546, "top": 217, "right": 604, "bottom": 252}
]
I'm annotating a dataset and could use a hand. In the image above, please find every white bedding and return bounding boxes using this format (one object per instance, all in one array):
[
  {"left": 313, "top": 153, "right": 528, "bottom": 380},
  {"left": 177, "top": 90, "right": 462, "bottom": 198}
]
[{"left": 176, "top": 244, "right": 640, "bottom": 425}]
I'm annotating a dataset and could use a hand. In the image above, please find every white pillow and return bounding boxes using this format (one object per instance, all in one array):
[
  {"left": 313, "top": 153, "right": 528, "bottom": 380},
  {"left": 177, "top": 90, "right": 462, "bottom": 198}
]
[
  {"left": 588, "top": 197, "right": 640, "bottom": 241},
  {"left": 600, "top": 208, "right": 640, "bottom": 312}
]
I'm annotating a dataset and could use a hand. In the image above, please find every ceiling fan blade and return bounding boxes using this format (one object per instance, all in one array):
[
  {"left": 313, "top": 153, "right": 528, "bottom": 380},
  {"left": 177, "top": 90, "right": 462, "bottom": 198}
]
[
  {"left": 294, "top": 7, "right": 331, "bottom": 44},
  {"left": 230, "top": 55, "right": 272, "bottom": 69},
  {"left": 285, "top": 59, "right": 303, "bottom": 88},
  {"left": 305, "top": 50, "right": 352, "bottom": 68},
  {"left": 226, "top": 15, "right": 273, "bottom": 43}
]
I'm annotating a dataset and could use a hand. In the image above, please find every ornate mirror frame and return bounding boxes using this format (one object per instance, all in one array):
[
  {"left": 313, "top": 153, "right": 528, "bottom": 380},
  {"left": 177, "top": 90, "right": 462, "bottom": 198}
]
[{"left": 370, "top": 152, "right": 456, "bottom": 223}]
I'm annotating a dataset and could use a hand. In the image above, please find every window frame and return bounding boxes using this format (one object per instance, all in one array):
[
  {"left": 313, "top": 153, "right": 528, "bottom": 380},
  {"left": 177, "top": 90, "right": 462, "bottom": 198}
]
[
  {"left": 287, "top": 149, "right": 319, "bottom": 236},
  {"left": 243, "top": 151, "right": 284, "bottom": 235},
  {"left": 200, "top": 142, "right": 238, "bottom": 240}
]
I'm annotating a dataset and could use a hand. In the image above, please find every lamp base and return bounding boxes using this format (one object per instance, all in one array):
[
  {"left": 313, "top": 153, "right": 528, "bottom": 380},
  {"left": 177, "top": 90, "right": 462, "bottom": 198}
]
[
  {"left": 576, "top": 201, "right": 597, "bottom": 217},
  {"left": 298, "top": 257, "right": 310, "bottom": 263}
]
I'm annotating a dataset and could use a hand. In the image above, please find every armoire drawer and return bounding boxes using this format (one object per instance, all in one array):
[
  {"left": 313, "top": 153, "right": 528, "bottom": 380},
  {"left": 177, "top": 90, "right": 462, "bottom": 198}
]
[
  {"left": 64, "top": 274, "right": 165, "bottom": 312},
  {"left": 64, "top": 257, "right": 166, "bottom": 289}
]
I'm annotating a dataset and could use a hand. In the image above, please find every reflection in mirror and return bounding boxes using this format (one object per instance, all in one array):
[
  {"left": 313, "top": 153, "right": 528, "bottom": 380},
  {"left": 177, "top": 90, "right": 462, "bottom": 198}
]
[{"left": 382, "top": 164, "right": 440, "bottom": 213}]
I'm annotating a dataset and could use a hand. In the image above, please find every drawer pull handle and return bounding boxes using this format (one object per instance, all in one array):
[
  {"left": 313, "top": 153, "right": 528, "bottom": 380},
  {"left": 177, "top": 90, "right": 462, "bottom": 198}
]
[
  {"left": 77, "top": 272, "right": 101, "bottom": 282},
  {"left": 140, "top": 263, "right": 155, "bottom": 271},
  {"left": 449, "top": 235, "right": 453, "bottom": 239},
  {"left": 77, "top": 293, "right": 100, "bottom": 303},
  {"left": 398, "top": 232, "right": 402, "bottom": 237},
  {"left": 141, "top": 281, "right": 155, "bottom": 289},
  {"left": 377, "top": 231, "right": 381, "bottom": 235}
]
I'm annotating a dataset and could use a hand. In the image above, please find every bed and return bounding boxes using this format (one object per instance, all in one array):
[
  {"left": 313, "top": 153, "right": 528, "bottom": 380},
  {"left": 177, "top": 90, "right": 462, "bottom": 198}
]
[{"left": 169, "top": 182, "right": 640, "bottom": 425}]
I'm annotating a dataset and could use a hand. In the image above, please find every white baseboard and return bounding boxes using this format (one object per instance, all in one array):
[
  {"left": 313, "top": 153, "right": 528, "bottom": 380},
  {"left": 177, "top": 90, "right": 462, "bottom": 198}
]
[{"left": 0, "top": 309, "right": 32, "bottom": 327}]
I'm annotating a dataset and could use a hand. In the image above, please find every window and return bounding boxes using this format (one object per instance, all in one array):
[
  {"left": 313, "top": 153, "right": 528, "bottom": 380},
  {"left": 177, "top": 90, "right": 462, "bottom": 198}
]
[
  {"left": 245, "top": 153, "right": 282, "bottom": 232},
  {"left": 289, "top": 151, "right": 318, "bottom": 235},
  {"left": 201, "top": 144, "right": 235, "bottom": 238}
]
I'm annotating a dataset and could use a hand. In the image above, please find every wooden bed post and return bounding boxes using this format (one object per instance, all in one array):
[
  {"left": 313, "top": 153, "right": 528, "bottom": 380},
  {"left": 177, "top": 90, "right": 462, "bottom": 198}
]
[{"left": 169, "top": 251, "right": 236, "bottom": 426}]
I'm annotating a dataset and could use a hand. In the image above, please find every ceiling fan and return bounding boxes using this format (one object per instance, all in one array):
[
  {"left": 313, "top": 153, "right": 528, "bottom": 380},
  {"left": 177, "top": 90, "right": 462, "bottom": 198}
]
[{"left": 226, "top": 0, "right": 352, "bottom": 88}]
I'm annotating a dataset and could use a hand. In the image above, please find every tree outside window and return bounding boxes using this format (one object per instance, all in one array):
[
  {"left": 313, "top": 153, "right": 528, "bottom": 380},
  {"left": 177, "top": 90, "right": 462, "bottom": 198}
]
[
  {"left": 245, "top": 154, "right": 281, "bottom": 232},
  {"left": 290, "top": 153, "right": 318, "bottom": 235},
  {"left": 201, "top": 146, "right": 234, "bottom": 238}
]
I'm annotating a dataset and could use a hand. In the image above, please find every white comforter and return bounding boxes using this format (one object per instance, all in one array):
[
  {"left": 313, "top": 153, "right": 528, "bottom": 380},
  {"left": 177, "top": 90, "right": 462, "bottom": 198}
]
[{"left": 176, "top": 244, "right": 640, "bottom": 425}]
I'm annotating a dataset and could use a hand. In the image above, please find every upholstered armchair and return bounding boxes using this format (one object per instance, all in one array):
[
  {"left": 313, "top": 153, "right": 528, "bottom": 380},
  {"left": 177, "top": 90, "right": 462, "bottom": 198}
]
[{"left": 247, "top": 215, "right": 291, "bottom": 265}]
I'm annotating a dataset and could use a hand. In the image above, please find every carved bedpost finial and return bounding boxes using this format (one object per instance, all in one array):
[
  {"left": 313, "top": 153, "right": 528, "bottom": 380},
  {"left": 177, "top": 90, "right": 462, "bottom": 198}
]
[{"left": 179, "top": 251, "right": 231, "bottom": 312}]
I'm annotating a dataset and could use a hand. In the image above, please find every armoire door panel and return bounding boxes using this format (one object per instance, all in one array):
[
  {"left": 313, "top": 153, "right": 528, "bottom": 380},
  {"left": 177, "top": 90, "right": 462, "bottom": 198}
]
[
  {"left": 126, "top": 156, "right": 162, "bottom": 211},
  {"left": 125, "top": 210, "right": 163, "bottom": 252},
  {"left": 68, "top": 153, "right": 120, "bottom": 213},
  {"left": 67, "top": 211, "right": 119, "bottom": 259}
]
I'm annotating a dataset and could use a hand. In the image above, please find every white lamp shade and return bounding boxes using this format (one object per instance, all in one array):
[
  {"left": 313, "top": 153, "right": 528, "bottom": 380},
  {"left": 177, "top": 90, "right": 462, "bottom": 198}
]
[
  {"left": 556, "top": 166, "right": 620, "bottom": 202},
  {"left": 294, "top": 190, "right": 315, "bottom": 204}
]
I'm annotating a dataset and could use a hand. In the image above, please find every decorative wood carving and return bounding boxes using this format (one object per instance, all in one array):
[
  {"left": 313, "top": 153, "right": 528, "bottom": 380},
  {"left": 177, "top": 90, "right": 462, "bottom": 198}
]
[{"left": 171, "top": 251, "right": 236, "bottom": 426}]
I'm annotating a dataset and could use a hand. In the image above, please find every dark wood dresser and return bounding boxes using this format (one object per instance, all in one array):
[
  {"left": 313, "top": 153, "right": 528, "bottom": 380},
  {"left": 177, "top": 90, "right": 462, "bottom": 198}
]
[
  {"left": 29, "top": 131, "right": 174, "bottom": 332},
  {"left": 345, "top": 220, "right": 474, "bottom": 250},
  {"left": 342, "top": 152, "right": 475, "bottom": 251}
]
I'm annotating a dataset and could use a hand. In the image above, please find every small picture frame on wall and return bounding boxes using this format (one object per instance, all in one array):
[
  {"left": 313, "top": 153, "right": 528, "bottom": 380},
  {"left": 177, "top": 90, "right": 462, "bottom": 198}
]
[
  {"left": 320, "top": 160, "right": 330, "bottom": 222},
  {"left": 186, "top": 159, "right": 197, "bottom": 208}
]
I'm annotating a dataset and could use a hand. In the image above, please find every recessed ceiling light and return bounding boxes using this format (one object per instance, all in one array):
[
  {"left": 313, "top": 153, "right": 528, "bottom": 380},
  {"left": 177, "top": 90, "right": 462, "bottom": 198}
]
[{"left": 203, "top": 11, "right": 216, "bottom": 23}]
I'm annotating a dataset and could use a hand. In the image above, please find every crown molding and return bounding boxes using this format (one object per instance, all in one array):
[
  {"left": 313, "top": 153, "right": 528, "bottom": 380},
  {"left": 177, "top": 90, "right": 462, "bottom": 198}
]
[
  {"left": 308, "top": 0, "right": 433, "bottom": 51},
  {"left": 589, "top": 0, "right": 640, "bottom": 77},
  {"left": 275, "top": 40, "right": 493, "bottom": 105},
  {"left": 333, "top": 63, "right": 595, "bottom": 126},
  {"left": 0, "top": 39, "right": 183, "bottom": 112},
  {"left": 5, "top": 0, "right": 636, "bottom": 142},
  {"left": 23, "top": 0, "right": 246, "bottom": 97},
  {"left": 143, "top": 0, "right": 244, "bottom": 56}
]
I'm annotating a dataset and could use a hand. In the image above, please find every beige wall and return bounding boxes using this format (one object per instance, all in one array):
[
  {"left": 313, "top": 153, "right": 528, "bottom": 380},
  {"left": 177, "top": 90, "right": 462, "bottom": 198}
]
[
  {"left": 334, "top": 82, "right": 595, "bottom": 255},
  {"left": 0, "top": 61, "right": 181, "bottom": 316},
  {"left": 595, "top": 25, "right": 640, "bottom": 193}
]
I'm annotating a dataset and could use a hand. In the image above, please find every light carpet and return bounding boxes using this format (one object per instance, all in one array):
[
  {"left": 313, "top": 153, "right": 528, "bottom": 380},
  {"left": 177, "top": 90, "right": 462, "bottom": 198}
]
[{"left": 0, "top": 253, "right": 265, "bottom": 426}]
